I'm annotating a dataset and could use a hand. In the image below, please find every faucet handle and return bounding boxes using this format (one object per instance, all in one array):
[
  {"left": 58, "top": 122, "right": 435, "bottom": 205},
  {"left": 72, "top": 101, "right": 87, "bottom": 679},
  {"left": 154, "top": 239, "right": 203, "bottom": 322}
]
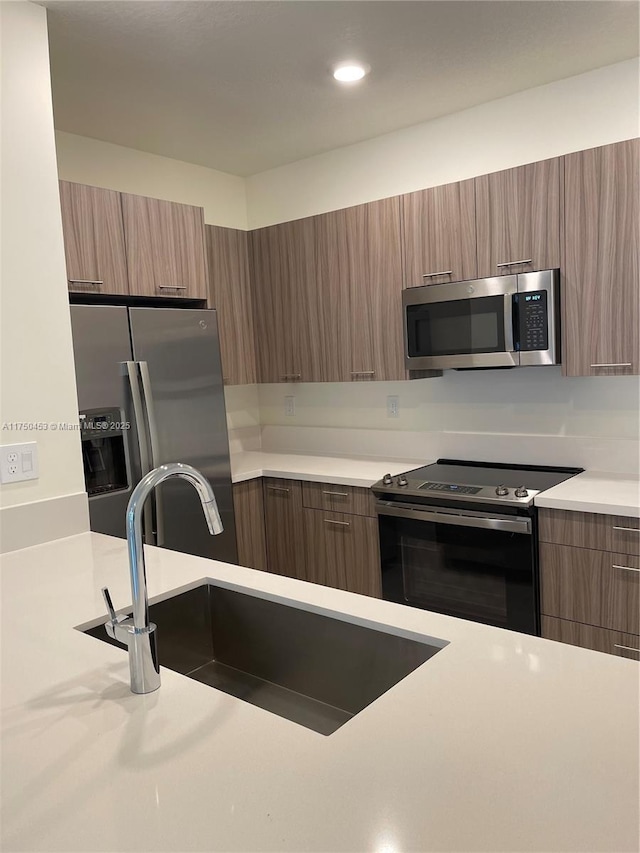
[
  {"left": 102, "top": 587, "right": 118, "bottom": 622},
  {"left": 101, "top": 587, "right": 132, "bottom": 643}
]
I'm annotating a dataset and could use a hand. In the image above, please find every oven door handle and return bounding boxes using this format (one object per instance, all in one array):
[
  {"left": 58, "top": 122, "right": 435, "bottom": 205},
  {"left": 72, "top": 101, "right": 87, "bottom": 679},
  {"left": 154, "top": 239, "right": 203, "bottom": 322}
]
[{"left": 376, "top": 502, "right": 532, "bottom": 535}]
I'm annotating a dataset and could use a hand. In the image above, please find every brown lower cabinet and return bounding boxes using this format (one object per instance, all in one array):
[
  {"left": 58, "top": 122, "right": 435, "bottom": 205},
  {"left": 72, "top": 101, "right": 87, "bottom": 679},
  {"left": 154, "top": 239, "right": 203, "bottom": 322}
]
[
  {"left": 540, "top": 507, "right": 640, "bottom": 660},
  {"left": 541, "top": 617, "right": 640, "bottom": 661},
  {"left": 232, "top": 480, "right": 267, "bottom": 572},
  {"left": 262, "top": 478, "right": 307, "bottom": 580},
  {"left": 303, "top": 509, "right": 381, "bottom": 598},
  {"left": 234, "top": 477, "right": 382, "bottom": 598}
]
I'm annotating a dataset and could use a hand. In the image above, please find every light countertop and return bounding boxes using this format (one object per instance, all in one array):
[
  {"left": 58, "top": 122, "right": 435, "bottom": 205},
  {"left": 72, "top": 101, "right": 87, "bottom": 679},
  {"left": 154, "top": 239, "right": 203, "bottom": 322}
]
[
  {"left": 534, "top": 470, "right": 640, "bottom": 518},
  {"left": 1, "top": 532, "right": 639, "bottom": 852},
  {"left": 231, "top": 450, "right": 429, "bottom": 488}
]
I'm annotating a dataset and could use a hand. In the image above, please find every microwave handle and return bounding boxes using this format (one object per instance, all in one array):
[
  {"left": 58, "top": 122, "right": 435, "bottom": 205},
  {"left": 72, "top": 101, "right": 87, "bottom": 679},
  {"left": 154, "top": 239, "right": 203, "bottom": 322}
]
[{"left": 504, "top": 293, "right": 515, "bottom": 353}]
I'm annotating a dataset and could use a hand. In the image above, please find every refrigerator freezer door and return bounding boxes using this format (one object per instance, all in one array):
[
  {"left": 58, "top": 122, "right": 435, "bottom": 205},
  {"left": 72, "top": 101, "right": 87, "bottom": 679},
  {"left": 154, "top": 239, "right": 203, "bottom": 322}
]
[
  {"left": 70, "top": 305, "right": 144, "bottom": 538},
  {"left": 128, "top": 307, "right": 238, "bottom": 563}
]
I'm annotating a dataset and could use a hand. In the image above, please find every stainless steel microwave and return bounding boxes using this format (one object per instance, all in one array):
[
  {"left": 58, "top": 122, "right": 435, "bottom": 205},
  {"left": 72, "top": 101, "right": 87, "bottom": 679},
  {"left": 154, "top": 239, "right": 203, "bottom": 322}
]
[{"left": 403, "top": 269, "right": 560, "bottom": 370}]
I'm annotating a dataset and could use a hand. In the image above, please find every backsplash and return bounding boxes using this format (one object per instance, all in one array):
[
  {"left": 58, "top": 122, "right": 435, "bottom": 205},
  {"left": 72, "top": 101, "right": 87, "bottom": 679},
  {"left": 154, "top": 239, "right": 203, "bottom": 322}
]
[
  {"left": 226, "top": 370, "right": 640, "bottom": 474},
  {"left": 257, "top": 369, "right": 639, "bottom": 439}
]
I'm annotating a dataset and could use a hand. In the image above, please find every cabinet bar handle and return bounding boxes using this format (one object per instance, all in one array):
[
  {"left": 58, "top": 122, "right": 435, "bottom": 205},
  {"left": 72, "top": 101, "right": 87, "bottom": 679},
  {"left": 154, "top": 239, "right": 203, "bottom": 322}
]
[
  {"left": 324, "top": 519, "right": 350, "bottom": 527},
  {"left": 68, "top": 279, "right": 102, "bottom": 286},
  {"left": 267, "top": 486, "right": 290, "bottom": 493},
  {"left": 612, "top": 526, "right": 640, "bottom": 533},
  {"left": 422, "top": 270, "right": 453, "bottom": 278},
  {"left": 496, "top": 259, "right": 532, "bottom": 268},
  {"left": 280, "top": 374, "right": 301, "bottom": 381},
  {"left": 351, "top": 371, "right": 375, "bottom": 376},
  {"left": 613, "top": 644, "right": 640, "bottom": 654},
  {"left": 613, "top": 565, "right": 640, "bottom": 573},
  {"left": 158, "top": 285, "right": 187, "bottom": 290},
  {"left": 322, "top": 491, "right": 349, "bottom": 497},
  {"left": 590, "top": 363, "right": 632, "bottom": 368}
]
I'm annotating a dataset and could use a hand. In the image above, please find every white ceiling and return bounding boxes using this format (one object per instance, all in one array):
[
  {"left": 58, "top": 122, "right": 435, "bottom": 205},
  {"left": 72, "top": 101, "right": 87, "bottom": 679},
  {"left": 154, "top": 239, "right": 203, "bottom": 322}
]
[{"left": 44, "top": 1, "right": 640, "bottom": 177}]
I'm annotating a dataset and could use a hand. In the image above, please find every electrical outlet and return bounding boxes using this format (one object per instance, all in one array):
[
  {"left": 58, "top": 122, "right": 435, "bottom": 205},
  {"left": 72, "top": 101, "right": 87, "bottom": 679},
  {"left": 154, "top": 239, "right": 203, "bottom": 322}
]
[
  {"left": 387, "top": 395, "right": 399, "bottom": 418},
  {"left": 284, "top": 396, "right": 296, "bottom": 417},
  {"left": 0, "top": 442, "right": 39, "bottom": 484}
]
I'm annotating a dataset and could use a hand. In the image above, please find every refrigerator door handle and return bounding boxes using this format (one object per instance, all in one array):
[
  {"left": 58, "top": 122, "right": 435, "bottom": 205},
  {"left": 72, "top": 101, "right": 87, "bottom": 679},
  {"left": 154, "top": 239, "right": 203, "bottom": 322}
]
[
  {"left": 124, "top": 361, "right": 155, "bottom": 545},
  {"left": 138, "top": 360, "right": 165, "bottom": 546}
]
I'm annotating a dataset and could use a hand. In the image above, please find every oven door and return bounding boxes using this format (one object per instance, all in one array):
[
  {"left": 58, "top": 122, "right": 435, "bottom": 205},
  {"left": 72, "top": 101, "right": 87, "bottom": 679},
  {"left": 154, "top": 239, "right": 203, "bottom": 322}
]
[
  {"left": 377, "top": 501, "right": 538, "bottom": 635},
  {"left": 403, "top": 276, "right": 519, "bottom": 370}
]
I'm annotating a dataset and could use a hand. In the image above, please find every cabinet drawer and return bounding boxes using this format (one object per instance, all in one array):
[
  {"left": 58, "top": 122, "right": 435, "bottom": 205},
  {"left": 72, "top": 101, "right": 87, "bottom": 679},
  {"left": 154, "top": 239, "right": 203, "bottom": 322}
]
[
  {"left": 303, "top": 509, "right": 381, "bottom": 598},
  {"left": 541, "top": 616, "right": 640, "bottom": 661},
  {"left": 302, "top": 481, "right": 376, "bottom": 517},
  {"left": 539, "top": 509, "right": 640, "bottom": 555},
  {"left": 540, "top": 543, "right": 640, "bottom": 634}
]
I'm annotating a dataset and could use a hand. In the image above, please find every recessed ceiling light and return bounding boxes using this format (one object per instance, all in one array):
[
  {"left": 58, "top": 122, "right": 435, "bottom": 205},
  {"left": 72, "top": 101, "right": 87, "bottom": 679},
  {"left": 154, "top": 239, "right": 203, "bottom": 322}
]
[{"left": 332, "top": 61, "right": 369, "bottom": 84}]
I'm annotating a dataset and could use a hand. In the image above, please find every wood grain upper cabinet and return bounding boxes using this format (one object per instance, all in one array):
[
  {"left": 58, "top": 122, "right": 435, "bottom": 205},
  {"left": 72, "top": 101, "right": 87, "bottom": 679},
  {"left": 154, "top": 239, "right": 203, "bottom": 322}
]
[
  {"left": 206, "top": 225, "right": 257, "bottom": 385},
  {"left": 250, "top": 220, "right": 316, "bottom": 383},
  {"left": 563, "top": 138, "right": 640, "bottom": 377},
  {"left": 312, "top": 209, "right": 353, "bottom": 382},
  {"left": 402, "top": 180, "right": 477, "bottom": 286},
  {"left": 121, "top": 194, "right": 207, "bottom": 300},
  {"left": 475, "top": 158, "right": 561, "bottom": 278},
  {"left": 262, "top": 478, "right": 306, "bottom": 579},
  {"left": 59, "top": 181, "right": 129, "bottom": 296},
  {"left": 343, "top": 198, "right": 405, "bottom": 382}
]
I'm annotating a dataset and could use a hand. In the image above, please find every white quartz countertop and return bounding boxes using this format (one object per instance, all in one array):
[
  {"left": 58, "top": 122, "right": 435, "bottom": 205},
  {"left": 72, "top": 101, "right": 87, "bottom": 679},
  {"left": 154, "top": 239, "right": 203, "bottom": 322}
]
[
  {"left": 231, "top": 450, "right": 429, "bottom": 487},
  {"left": 534, "top": 470, "right": 640, "bottom": 517},
  {"left": 1, "top": 533, "right": 639, "bottom": 852}
]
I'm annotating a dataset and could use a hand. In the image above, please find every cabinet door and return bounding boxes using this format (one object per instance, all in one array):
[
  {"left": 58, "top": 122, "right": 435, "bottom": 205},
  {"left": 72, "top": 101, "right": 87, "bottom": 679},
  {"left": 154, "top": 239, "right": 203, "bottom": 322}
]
[
  {"left": 206, "top": 225, "right": 257, "bottom": 385},
  {"left": 402, "top": 179, "right": 477, "bottom": 286},
  {"left": 344, "top": 198, "right": 405, "bottom": 382},
  {"left": 563, "top": 139, "right": 639, "bottom": 376},
  {"left": 312, "top": 210, "right": 353, "bottom": 382},
  {"left": 303, "top": 509, "right": 381, "bottom": 597},
  {"left": 475, "top": 158, "right": 561, "bottom": 278},
  {"left": 262, "top": 478, "right": 306, "bottom": 579},
  {"left": 233, "top": 480, "right": 267, "bottom": 572},
  {"left": 250, "top": 220, "right": 316, "bottom": 382},
  {"left": 59, "top": 181, "right": 129, "bottom": 296},
  {"left": 121, "top": 194, "right": 208, "bottom": 299}
]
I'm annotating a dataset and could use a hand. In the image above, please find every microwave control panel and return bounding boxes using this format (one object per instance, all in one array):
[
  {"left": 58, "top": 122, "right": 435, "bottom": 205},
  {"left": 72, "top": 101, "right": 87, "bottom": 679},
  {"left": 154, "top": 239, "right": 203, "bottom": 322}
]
[{"left": 517, "top": 290, "right": 548, "bottom": 351}]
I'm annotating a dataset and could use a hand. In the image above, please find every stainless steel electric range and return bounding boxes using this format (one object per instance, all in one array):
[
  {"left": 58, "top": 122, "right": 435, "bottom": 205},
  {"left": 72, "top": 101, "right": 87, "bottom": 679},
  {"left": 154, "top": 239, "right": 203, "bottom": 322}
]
[{"left": 372, "top": 459, "right": 583, "bottom": 635}]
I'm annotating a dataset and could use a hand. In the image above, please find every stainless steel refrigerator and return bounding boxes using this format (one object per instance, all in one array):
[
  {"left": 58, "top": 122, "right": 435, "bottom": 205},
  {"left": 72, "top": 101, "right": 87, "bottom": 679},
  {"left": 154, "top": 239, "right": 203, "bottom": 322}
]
[{"left": 70, "top": 305, "right": 237, "bottom": 563}]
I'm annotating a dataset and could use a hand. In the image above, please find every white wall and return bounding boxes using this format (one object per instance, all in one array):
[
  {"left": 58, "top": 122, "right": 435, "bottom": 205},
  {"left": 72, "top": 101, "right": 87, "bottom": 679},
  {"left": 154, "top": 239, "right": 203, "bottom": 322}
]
[
  {"left": 0, "top": 2, "right": 88, "bottom": 548},
  {"left": 56, "top": 131, "right": 248, "bottom": 230},
  {"left": 246, "top": 58, "right": 640, "bottom": 228}
]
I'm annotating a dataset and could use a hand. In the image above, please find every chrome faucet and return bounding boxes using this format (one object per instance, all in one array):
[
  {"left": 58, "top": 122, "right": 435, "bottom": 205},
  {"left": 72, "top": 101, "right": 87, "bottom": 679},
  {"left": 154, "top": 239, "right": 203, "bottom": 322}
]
[{"left": 101, "top": 463, "right": 223, "bottom": 694}]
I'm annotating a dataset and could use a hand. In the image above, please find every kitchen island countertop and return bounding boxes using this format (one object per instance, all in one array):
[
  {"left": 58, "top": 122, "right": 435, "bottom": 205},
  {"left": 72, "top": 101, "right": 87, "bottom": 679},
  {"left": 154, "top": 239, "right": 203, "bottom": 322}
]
[{"left": 1, "top": 531, "right": 639, "bottom": 852}]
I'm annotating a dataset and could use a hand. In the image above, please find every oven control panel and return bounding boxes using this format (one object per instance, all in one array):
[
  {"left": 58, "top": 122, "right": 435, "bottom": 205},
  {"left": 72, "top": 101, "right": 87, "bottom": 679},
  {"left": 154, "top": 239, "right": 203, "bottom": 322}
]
[
  {"left": 419, "top": 482, "right": 482, "bottom": 495},
  {"left": 517, "top": 290, "right": 548, "bottom": 351}
]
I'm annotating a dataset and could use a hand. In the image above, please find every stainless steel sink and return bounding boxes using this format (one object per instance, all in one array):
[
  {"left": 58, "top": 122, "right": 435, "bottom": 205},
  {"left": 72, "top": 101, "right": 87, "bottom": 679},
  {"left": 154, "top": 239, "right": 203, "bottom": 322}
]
[{"left": 80, "top": 582, "right": 446, "bottom": 735}]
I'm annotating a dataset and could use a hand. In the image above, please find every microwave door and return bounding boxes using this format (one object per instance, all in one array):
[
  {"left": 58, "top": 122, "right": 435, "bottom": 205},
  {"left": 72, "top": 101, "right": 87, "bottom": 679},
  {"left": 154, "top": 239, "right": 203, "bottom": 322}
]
[{"left": 403, "top": 276, "right": 519, "bottom": 370}]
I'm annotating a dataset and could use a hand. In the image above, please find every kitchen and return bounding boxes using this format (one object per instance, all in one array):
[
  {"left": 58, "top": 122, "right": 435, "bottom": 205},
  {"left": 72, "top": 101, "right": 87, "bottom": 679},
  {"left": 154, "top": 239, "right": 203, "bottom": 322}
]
[{"left": 1, "top": 1, "right": 639, "bottom": 851}]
